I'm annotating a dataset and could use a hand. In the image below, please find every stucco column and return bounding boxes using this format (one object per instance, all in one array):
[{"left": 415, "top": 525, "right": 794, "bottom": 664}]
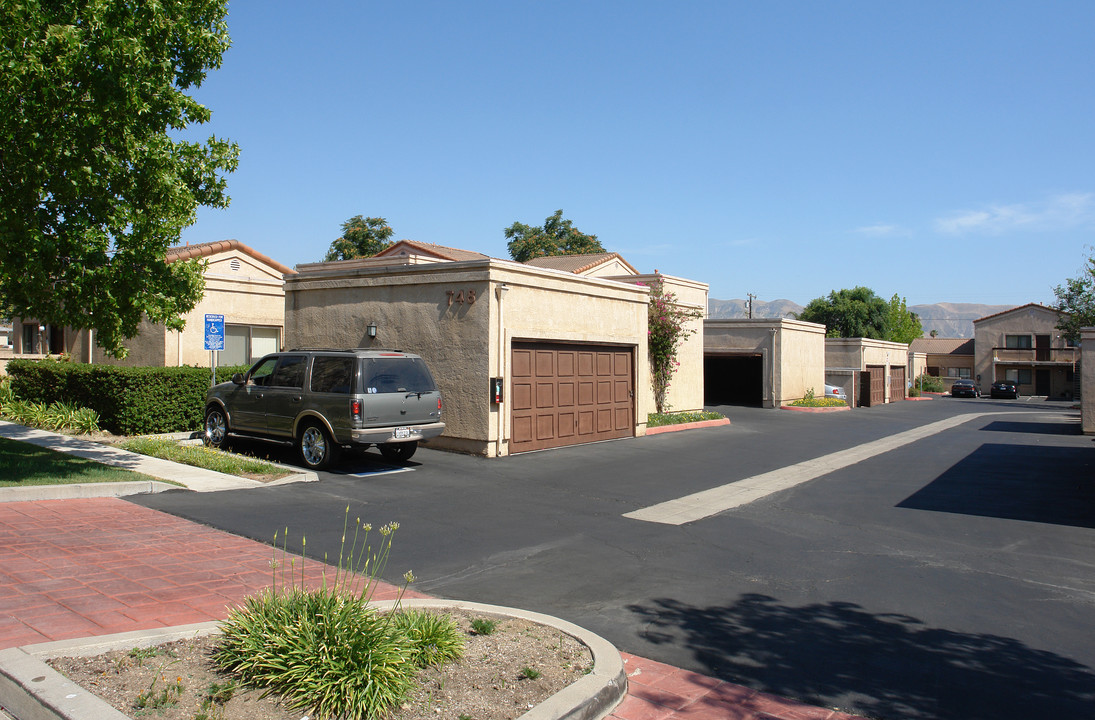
[{"left": 1082, "top": 327, "right": 1095, "bottom": 434}]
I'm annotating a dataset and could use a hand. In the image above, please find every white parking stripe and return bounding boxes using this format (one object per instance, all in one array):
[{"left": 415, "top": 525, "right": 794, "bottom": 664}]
[{"left": 624, "top": 411, "right": 1034, "bottom": 525}]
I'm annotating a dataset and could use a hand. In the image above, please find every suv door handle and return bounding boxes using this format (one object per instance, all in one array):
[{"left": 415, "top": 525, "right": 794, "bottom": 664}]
[{"left": 290, "top": 396, "right": 302, "bottom": 403}]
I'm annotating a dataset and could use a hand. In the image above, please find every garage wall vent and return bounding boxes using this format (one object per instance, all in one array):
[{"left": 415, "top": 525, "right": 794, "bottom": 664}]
[{"left": 230, "top": 258, "right": 241, "bottom": 272}]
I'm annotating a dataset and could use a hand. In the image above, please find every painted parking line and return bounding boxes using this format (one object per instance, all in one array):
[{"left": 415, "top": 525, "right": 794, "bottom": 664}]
[
  {"left": 624, "top": 411, "right": 1051, "bottom": 526},
  {"left": 336, "top": 466, "right": 414, "bottom": 478}
]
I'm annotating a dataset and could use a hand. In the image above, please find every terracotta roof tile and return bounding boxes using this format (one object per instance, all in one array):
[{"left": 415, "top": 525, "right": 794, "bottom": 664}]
[
  {"left": 972, "top": 302, "right": 1062, "bottom": 323},
  {"left": 524, "top": 252, "right": 638, "bottom": 275},
  {"left": 165, "top": 239, "right": 295, "bottom": 275},
  {"left": 373, "top": 240, "right": 490, "bottom": 262},
  {"left": 909, "top": 338, "right": 974, "bottom": 355}
]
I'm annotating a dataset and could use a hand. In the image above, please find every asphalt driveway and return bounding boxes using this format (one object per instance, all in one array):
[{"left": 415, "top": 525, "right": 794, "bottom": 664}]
[{"left": 131, "top": 397, "right": 1095, "bottom": 720}]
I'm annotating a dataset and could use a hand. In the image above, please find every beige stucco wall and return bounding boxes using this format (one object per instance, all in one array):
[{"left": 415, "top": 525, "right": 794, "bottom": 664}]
[
  {"left": 825, "top": 338, "right": 910, "bottom": 402},
  {"left": 704, "top": 318, "right": 826, "bottom": 406},
  {"left": 51, "top": 248, "right": 288, "bottom": 367},
  {"left": 285, "top": 258, "right": 655, "bottom": 457},
  {"left": 620, "top": 273, "right": 707, "bottom": 414},
  {"left": 1083, "top": 328, "right": 1095, "bottom": 434},
  {"left": 973, "top": 305, "right": 1075, "bottom": 396}
]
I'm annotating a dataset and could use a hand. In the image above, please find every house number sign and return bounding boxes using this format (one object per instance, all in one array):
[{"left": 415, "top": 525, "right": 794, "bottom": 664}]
[{"left": 446, "top": 289, "right": 477, "bottom": 306}]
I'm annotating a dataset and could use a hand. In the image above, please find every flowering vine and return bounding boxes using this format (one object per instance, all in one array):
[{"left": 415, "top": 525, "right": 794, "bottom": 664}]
[{"left": 646, "top": 278, "right": 702, "bottom": 413}]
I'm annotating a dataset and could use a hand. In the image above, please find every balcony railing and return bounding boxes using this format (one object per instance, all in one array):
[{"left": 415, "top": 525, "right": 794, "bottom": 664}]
[{"left": 992, "top": 347, "right": 1078, "bottom": 364}]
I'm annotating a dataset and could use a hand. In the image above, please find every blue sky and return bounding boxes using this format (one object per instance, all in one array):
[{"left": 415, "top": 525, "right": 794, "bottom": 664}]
[{"left": 179, "top": 1, "right": 1095, "bottom": 307}]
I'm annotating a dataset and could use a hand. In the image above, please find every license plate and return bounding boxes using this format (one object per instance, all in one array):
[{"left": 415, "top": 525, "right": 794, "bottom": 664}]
[{"left": 393, "top": 427, "right": 411, "bottom": 439}]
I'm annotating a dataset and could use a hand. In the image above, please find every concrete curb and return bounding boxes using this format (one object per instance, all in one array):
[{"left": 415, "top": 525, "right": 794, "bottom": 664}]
[
  {"left": 645, "top": 417, "right": 731, "bottom": 435},
  {"left": 0, "top": 599, "right": 626, "bottom": 720},
  {"left": 0, "top": 421, "right": 318, "bottom": 497}
]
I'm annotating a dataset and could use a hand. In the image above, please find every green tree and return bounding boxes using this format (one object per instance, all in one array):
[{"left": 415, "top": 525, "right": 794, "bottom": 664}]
[
  {"left": 505, "top": 210, "right": 604, "bottom": 262},
  {"left": 647, "top": 279, "right": 703, "bottom": 413},
  {"left": 0, "top": 0, "right": 239, "bottom": 357},
  {"left": 885, "top": 294, "right": 923, "bottom": 344},
  {"left": 323, "top": 216, "right": 395, "bottom": 261},
  {"left": 1052, "top": 251, "right": 1095, "bottom": 343},
  {"left": 797, "top": 287, "right": 890, "bottom": 339}
]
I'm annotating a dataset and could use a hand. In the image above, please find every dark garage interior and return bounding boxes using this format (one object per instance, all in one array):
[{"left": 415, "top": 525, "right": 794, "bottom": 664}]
[{"left": 704, "top": 354, "right": 764, "bottom": 406}]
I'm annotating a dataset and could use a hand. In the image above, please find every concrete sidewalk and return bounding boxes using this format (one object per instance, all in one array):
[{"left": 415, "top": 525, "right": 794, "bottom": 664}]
[
  {"left": 0, "top": 421, "right": 316, "bottom": 496},
  {"left": 0, "top": 424, "right": 865, "bottom": 720}
]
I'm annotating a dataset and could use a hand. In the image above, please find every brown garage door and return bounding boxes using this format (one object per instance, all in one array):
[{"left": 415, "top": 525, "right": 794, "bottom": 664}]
[
  {"left": 889, "top": 366, "right": 906, "bottom": 402},
  {"left": 510, "top": 342, "right": 634, "bottom": 453}
]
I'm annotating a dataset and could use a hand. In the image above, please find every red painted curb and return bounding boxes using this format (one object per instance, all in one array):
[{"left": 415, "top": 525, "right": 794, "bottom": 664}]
[
  {"left": 645, "top": 417, "right": 731, "bottom": 435},
  {"left": 780, "top": 404, "right": 850, "bottom": 413}
]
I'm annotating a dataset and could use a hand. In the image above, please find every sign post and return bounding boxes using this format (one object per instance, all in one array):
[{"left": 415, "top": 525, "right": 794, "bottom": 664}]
[{"left": 204, "top": 314, "right": 224, "bottom": 386}]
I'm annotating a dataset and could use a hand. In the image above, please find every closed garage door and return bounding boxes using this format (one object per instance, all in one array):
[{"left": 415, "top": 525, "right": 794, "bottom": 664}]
[
  {"left": 889, "top": 366, "right": 905, "bottom": 402},
  {"left": 510, "top": 342, "right": 634, "bottom": 453}
]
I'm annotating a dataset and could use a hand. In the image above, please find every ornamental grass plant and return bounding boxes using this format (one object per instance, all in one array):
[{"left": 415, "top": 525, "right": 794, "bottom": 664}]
[{"left": 213, "top": 510, "right": 464, "bottom": 720}]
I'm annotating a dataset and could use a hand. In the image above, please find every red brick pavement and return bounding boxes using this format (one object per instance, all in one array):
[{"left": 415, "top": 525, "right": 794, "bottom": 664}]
[{"left": 0, "top": 498, "right": 864, "bottom": 720}]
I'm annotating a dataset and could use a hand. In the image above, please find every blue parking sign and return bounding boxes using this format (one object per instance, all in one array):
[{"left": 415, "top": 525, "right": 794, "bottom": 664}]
[{"left": 204, "top": 314, "right": 225, "bottom": 351}]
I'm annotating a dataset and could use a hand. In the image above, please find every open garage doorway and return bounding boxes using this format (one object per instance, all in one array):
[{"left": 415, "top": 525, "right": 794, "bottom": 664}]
[{"left": 704, "top": 354, "right": 764, "bottom": 406}]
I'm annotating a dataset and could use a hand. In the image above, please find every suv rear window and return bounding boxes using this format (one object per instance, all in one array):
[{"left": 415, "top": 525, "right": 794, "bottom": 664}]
[
  {"left": 362, "top": 358, "right": 437, "bottom": 394},
  {"left": 310, "top": 356, "right": 355, "bottom": 394}
]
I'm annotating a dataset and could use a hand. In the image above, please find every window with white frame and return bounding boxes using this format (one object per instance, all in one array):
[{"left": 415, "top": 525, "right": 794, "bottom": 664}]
[{"left": 219, "top": 325, "right": 281, "bottom": 366}]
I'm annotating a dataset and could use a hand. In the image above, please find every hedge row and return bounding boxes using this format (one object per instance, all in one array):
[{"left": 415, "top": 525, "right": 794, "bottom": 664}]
[{"left": 5, "top": 358, "right": 250, "bottom": 435}]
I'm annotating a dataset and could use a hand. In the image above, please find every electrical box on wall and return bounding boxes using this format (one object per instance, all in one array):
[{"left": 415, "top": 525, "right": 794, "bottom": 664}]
[{"left": 490, "top": 377, "right": 503, "bottom": 404}]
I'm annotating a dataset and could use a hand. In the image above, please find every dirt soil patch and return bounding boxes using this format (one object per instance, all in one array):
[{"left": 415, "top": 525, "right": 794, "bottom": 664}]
[{"left": 48, "top": 610, "right": 593, "bottom": 720}]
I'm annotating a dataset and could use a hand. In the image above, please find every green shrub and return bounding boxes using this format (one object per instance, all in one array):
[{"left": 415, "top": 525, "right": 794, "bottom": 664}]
[
  {"left": 388, "top": 609, "right": 465, "bottom": 667},
  {"left": 913, "top": 373, "right": 946, "bottom": 393},
  {"left": 647, "top": 410, "right": 725, "bottom": 428},
  {"left": 789, "top": 396, "right": 847, "bottom": 408},
  {"left": 213, "top": 512, "right": 465, "bottom": 720},
  {"left": 5, "top": 359, "right": 249, "bottom": 435}
]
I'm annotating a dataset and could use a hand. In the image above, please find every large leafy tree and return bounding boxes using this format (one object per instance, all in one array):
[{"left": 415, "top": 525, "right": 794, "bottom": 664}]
[
  {"left": 797, "top": 287, "right": 890, "bottom": 339},
  {"left": 798, "top": 287, "right": 922, "bottom": 342},
  {"left": 0, "top": 0, "right": 239, "bottom": 357},
  {"left": 1052, "top": 251, "right": 1095, "bottom": 343},
  {"left": 885, "top": 294, "right": 923, "bottom": 344},
  {"left": 505, "top": 209, "right": 604, "bottom": 262},
  {"left": 323, "top": 216, "right": 395, "bottom": 261}
]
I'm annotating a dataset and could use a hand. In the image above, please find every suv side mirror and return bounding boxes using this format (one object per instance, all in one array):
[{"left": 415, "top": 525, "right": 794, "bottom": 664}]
[{"left": 231, "top": 373, "right": 245, "bottom": 385}]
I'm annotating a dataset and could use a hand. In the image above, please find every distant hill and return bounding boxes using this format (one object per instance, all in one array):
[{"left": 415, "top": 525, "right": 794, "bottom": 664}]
[
  {"left": 706, "top": 299, "right": 1017, "bottom": 338},
  {"left": 909, "top": 302, "right": 1015, "bottom": 339},
  {"left": 707, "top": 298, "right": 804, "bottom": 320}
]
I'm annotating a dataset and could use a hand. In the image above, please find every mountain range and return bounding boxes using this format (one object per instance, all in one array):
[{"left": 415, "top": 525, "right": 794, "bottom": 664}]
[{"left": 706, "top": 299, "right": 1017, "bottom": 339}]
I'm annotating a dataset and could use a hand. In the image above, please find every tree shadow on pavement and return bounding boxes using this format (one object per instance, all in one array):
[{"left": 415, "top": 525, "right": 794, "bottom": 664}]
[{"left": 628, "top": 594, "right": 1095, "bottom": 720}]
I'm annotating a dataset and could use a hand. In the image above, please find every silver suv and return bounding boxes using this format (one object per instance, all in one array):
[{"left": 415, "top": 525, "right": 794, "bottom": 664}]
[{"left": 204, "top": 349, "right": 444, "bottom": 469}]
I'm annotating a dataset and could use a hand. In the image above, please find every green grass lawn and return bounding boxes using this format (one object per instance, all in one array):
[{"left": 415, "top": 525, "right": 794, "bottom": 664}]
[{"left": 0, "top": 437, "right": 161, "bottom": 487}]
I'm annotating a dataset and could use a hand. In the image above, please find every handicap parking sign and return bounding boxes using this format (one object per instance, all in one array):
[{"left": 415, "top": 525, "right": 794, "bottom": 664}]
[{"left": 204, "top": 314, "right": 225, "bottom": 351}]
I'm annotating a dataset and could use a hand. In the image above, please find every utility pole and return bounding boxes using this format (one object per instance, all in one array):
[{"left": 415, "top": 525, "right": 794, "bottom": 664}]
[{"left": 747, "top": 293, "right": 756, "bottom": 318}]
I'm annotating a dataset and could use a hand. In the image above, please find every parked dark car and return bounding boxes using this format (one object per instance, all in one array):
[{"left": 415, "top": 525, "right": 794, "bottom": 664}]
[
  {"left": 950, "top": 379, "right": 980, "bottom": 398},
  {"left": 204, "top": 349, "right": 444, "bottom": 469},
  {"left": 990, "top": 379, "right": 1021, "bottom": 399}
]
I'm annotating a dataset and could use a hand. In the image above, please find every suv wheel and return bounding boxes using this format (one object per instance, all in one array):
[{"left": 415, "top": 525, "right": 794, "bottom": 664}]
[
  {"left": 379, "top": 441, "right": 417, "bottom": 462},
  {"left": 204, "top": 406, "right": 229, "bottom": 448},
  {"left": 298, "top": 422, "right": 337, "bottom": 470}
]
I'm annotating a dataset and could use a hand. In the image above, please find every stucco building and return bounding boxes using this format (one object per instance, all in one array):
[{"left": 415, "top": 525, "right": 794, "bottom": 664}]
[
  {"left": 972, "top": 303, "right": 1078, "bottom": 397},
  {"left": 283, "top": 242, "right": 707, "bottom": 456},
  {"left": 825, "top": 337, "right": 910, "bottom": 406},
  {"left": 909, "top": 337, "right": 975, "bottom": 392},
  {"left": 703, "top": 318, "right": 827, "bottom": 408},
  {"left": 10, "top": 240, "right": 292, "bottom": 368}
]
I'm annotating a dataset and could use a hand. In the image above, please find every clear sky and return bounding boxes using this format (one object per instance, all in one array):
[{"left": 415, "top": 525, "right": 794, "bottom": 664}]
[{"left": 178, "top": 1, "right": 1095, "bottom": 307}]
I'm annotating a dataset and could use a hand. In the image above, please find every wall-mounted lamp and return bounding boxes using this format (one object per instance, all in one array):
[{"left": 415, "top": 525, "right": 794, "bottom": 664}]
[{"left": 366, "top": 322, "right": 378, "bottom": 339}]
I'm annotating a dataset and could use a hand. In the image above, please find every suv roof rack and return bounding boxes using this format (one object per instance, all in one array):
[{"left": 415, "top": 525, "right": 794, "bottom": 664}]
[{"left": 286, "top": 347, "right": 406, "bottom": 353}]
